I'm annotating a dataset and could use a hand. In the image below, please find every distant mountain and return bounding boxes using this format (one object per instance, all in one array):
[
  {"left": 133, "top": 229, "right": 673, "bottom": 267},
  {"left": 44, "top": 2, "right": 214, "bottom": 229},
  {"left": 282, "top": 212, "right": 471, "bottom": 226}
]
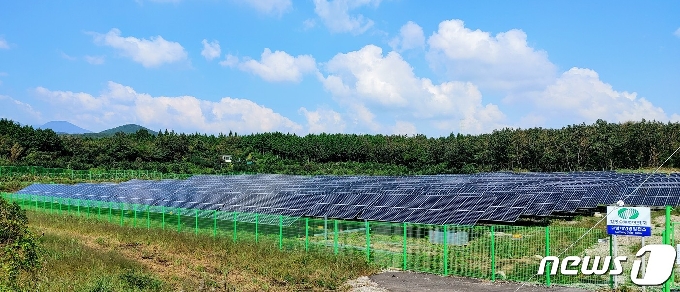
[
  {"left": 40, "top": 121, "right": 92, "bottom": 134},
  {"left": 99, "top": 124, "right": 154, "bottom": 135},
  {"left": 79, "top": 124, "right": 156, "bottom": 138}
]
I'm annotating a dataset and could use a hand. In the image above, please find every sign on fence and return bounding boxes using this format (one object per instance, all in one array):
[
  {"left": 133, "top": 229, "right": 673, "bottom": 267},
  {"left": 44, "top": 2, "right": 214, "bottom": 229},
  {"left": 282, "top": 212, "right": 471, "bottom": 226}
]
[{"left": 606, "top": 206, "right": 651, "bottom": 236}]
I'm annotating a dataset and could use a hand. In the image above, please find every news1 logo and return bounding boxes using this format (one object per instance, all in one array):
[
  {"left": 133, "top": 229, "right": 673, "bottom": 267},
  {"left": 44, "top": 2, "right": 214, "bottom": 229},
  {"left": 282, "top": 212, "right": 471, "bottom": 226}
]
[{"left": 537, "top": 245, "right": 676, "bottom": 286}]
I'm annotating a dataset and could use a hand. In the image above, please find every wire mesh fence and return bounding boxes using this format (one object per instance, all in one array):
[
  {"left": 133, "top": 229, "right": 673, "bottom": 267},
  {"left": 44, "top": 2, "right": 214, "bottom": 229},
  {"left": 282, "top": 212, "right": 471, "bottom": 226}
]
[
  {"left": 0, "top": 165, "right": 256, "bottom": 181},
  {"left": 1, "top": 192, "right": 664, "bottom": 290}
]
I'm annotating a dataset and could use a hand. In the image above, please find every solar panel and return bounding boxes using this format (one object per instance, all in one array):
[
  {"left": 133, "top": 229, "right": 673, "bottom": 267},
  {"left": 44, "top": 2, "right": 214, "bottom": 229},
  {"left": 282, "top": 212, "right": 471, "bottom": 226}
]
[{"left": 13, "top": 171, "right": 680, "bottom": 226}]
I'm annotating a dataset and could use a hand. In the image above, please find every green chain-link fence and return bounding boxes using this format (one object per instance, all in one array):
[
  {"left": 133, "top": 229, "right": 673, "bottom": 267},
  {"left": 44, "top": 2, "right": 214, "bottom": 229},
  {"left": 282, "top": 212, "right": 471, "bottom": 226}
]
[
  {"left": 0, "top": 191, "right": 626, "bottom": 289},
  {"left": 0, "top": 165, "right": 256, "bottom": 181}
]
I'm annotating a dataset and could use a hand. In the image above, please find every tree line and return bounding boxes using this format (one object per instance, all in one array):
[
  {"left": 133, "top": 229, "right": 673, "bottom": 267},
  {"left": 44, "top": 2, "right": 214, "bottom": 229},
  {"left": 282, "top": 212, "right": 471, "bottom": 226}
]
[{"left": 1, "top": 118, "right": 679, "bottom": 175}]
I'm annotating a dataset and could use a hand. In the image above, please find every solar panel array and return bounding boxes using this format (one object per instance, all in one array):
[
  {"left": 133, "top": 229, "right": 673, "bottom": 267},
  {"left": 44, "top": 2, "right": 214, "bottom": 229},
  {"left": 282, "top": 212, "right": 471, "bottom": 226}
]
[{"left": 15, "top": 172, "right": 680, "bottom": 225}]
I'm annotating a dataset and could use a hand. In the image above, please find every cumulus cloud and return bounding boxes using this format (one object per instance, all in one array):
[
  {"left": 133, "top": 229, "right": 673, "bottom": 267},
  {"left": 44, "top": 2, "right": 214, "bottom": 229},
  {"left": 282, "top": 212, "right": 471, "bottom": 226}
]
[
  {"left": 229, "top": 48, "right": 318, "bottom": 82},
  {"left": 312, "top": 0, "right": 381, "bottom": 34},
  {"left": 392, "top": 121, "right": 417, "bottom": 136},
  {"left": 84, "top": 55, "right": 105, "bottom": 65},
  {"left": 389, "top": 21, "right": 425, "bottom": 51},
  {"left": 60, "top": 52, "right": 77, "bottom": 61},
  {"left": 427, "top": 19, "right": 556, "bottom": 92},
  {"left": 92, "top": 28, "right": 188, "bottom": 68},
  {"left": 319, "top": 45, "right": 506, "bottom": 134},
  {"left": 201, "top": 39, "right": 221, "bottom": 61},
  {"left": 0, "top": 37, "right": 8, "bottom": 49},
  {"left": 243, "top": 0, "right": 292, "bottom": 15},
  {"left": 299, "top": 107, "right": 346, "bottom": 133},
  {"left": 32, "top": 82, "right": 302, "bottom": 134},
  {"left": 533, "top": 68, "right": 674, "bottom": 124},
  {"left": 0, "top": 95, "right": 42, "bottom": 124},
  {"left": 303, "top": 19, "right": 317, "bottom": 30}
]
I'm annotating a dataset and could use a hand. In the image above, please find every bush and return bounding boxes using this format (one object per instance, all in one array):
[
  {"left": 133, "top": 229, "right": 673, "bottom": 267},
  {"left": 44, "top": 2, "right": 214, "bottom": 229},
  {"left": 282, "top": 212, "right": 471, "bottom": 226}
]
[{"left": 0, "top": 197, "right": 41, "bottom": 290}]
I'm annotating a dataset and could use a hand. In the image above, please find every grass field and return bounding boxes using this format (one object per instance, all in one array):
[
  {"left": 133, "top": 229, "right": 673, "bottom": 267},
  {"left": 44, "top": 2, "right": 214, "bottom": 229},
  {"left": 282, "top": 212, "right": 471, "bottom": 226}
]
[{"left": 16, "top": 210, "right": 378, "bottom": 292}]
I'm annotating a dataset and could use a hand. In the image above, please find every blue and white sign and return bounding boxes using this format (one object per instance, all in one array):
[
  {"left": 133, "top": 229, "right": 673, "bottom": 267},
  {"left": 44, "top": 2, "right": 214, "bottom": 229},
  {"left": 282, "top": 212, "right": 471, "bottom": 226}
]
[{"left": 606, "top": 206, "right": 652, "bottom": 236}]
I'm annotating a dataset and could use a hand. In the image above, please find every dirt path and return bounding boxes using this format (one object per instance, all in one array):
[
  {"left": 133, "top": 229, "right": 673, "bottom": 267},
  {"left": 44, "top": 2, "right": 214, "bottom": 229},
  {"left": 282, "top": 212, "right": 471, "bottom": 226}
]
[{"left": 348, "top": 272, "right": 591, "bottom": 292}]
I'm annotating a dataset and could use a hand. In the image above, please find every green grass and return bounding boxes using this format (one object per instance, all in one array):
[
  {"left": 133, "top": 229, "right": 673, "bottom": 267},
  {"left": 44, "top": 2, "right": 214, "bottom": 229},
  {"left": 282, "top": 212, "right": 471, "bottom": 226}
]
[{"left": 17, "top": 211, "right": 378, "bottom": 291}]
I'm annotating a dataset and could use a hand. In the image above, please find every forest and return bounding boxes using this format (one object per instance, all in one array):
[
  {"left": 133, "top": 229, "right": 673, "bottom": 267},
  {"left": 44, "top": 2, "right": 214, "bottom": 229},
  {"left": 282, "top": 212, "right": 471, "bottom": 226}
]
[{"left": 0, "top": 118, "right": 679, "bottom": 175}]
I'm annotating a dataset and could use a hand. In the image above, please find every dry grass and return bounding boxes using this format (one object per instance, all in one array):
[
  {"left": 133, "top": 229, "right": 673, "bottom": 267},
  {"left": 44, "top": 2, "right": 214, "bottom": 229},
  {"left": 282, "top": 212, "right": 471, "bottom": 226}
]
[{"left": 16, "top": 211, "right": 378, "bottom": 291}]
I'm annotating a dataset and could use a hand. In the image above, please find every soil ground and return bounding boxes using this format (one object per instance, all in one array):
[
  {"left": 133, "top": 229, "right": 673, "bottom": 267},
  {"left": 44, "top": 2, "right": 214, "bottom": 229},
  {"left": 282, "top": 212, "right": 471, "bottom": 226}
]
[{"left": 349, "top": 271, "right": 590, "bottom": 292}]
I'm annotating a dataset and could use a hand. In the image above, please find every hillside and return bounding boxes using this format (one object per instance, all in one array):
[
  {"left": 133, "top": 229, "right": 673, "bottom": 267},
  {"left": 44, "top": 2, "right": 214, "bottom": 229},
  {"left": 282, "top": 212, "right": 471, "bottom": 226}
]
[
  {"left": 77, "top": 124, "right": 156, "bottom": 138},
  {"left": 40, "top": 121, "right": 92, "bottom": 134},
  {"left": 1, "top": 118, "right": 679, "bottom": 175}
]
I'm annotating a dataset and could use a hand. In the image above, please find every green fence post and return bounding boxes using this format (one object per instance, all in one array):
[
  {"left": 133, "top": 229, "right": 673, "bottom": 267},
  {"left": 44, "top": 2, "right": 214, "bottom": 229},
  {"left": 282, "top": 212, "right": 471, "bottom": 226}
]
[
  {"left": 177, "top": 208, "right": 181, "bottom": 232},
  {"left": 443, "top": 225, "right": 448, "bottom": 276},
  {"left": 255, "top": 213, "right": 259, "bottom": 243},
  {"left": 365, "top": 220, "right": 371, "bottom": 262},
  {"left": 34, "top": 195, "right": 37, "bottom": 211},
  {"left": 490, "top": 226, "right": 496, "bottom": 281},
  {"left": 195, "top": 209, "right": 198, "bottom": 235},
  {"left": 333, "top": 220, "right": 338, "bottom": 255},
  {"left": 664, "top": 205, "right": 671, "bottom": 292},
  {"left": 108, "top": 202, "right": 112, "bottom": 222},
  {"left": 305, "top": 218, "right": 309, "bottom": 252},
  {"left": 403, "top": 222, "right": 407, "bottom": 271},
  {"left": 134, "top": 205, "right": 137, "bottom": 227},
  {"left": 545, "top": 226, "right": 551, "bottom": 287},
  {"left": 147, "top": 206, "right": 150, "bottom": 229},
  {"left": 213, "top": 210, "right": 217, "bottom": 237},
  {"left": 279, "top": 215, "right": 283, "bottom": 250},
  {"left": 98, "top": 201, "right": 102, "bottom": 219},
  {"left": 233, "top": 212, "right": 237, "bottom": 242},
  {"left": 162, "top": 206, "right": 165, "bottom": 230},
  {"left": 120, "top": 202, "right": 124, "bottom": 226},
  {"left": 50, "top": 196, "right": 53, "bottom": 214},
  {"left": 77, "top": 199, "right": 81, "bottom": 216}
]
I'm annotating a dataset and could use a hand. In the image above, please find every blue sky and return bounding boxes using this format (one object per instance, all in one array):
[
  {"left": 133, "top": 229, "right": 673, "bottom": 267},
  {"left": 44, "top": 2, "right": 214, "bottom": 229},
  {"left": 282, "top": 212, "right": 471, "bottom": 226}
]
[{"left": 0, "top": 0, "right": 678, "bottom": 136}]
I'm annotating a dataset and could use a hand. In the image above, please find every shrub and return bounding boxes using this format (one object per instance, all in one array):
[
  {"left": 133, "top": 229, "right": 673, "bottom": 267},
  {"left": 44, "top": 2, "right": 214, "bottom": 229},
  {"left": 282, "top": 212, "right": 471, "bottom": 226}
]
[{"left": 0, "top": 197, "right": 41, "bottom": 290}]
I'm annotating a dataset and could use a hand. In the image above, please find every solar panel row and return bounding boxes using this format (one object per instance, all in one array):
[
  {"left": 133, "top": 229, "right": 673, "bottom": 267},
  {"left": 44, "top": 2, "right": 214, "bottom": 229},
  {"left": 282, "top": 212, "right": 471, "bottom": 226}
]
[{"left": 15, "top": 171, "right": 680, "bottom": 225}]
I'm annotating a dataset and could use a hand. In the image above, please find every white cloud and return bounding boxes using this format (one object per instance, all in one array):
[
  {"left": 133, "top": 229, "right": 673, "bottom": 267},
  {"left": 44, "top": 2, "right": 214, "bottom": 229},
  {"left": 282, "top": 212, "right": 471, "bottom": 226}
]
[
  {"left": 299, "top": 107, "right": 346, "bottom": 133},
  {"left": 427, "top": 19, "right": 557, "bottom": 92},
  {"left": 675, "top": 28, "right": 680, "bottom": 38},
  {"left": 319, "top": 45, "right": 506, "bottom": 134},
  {"left": 233, "top": 48, "right": 317, "bottom": 82},
  {"left": 534, "top": 67, "right": 674, "bottom": 124},
  {"left": 32, "top": 82, "right": 302, "bottom": 134},
  {"left": 243, "top": 0, "right": 292, "bottom": 15},
  {"left": 389, "top": 21, "right": 425, "bottom": 51},
  {"left": 60, "top": 52, "right": 77, "bottom": 61},
  {"left": 312, "top": 0, "right": 381, "bottom": 34},
  {"left": 0, "top": 95, "right": 42, "bottom": 124},
  {"left": 0, "top": 37, "right": 8, "bottom": 49},
  {"left": 303, "top": 19, "right": 317, "bottom": 30},
  {"left": 92, "top": 28, "right": 188, "bottom": 68},
  {"left": 201, "top": 39, "right": 221, "bottom": 61},
  {"left": 219, "top": 54, "right": 239, "bottom": 67},
  {"left": 84, "top": 55, "right": 105, "bottom": 65},
  {"left": 392, "top": 121, "right": 417, "bottom": 136}
]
